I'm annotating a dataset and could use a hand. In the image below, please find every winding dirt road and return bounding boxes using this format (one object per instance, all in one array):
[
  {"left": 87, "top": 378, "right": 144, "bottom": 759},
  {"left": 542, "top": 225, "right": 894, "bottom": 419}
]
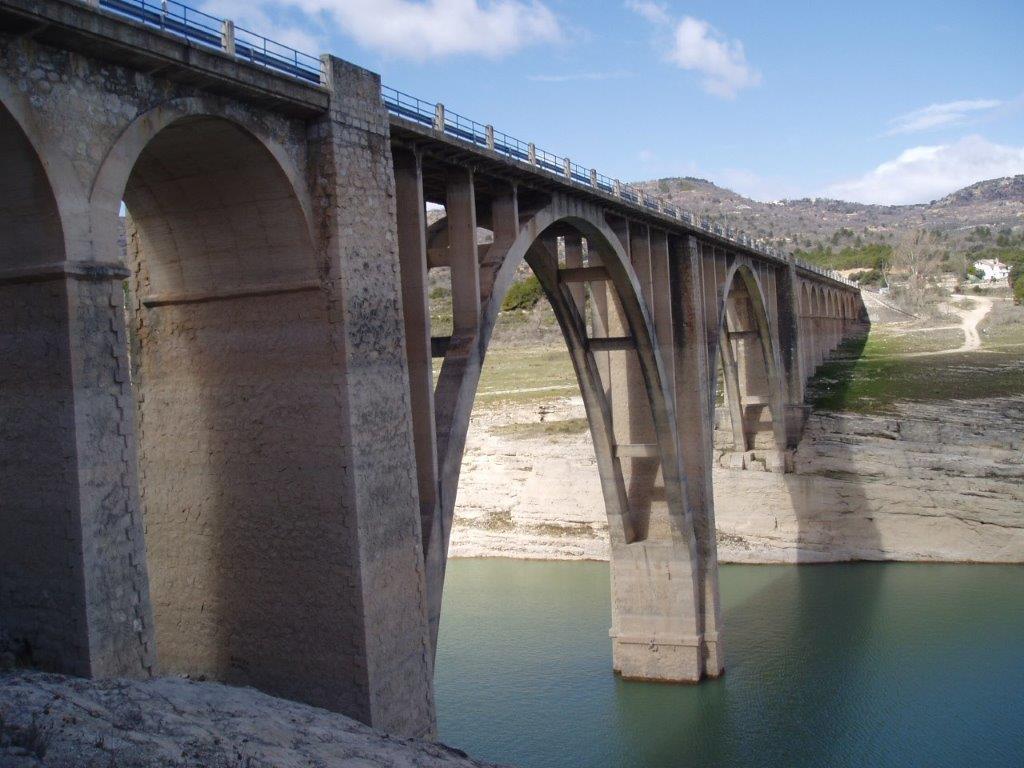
[{"left": 900, "top": 294, "right": 993, "bottom": 357}]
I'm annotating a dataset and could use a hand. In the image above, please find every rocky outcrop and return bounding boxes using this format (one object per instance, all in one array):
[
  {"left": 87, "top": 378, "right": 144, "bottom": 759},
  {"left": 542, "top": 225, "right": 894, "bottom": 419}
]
[
  {"left": 449, "top": 396, "right": 1024, "bottom": 563},
  {"left": 0, "top": 671, "right": 501, "bottom": 768}
]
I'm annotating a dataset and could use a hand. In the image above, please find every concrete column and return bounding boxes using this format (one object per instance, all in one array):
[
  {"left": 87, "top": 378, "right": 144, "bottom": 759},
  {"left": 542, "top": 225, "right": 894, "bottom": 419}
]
[
  {"left": 563, "top": 233, "right": 585, "bottom": 316},
  {"left": 308, "top": 56, "right": 435, "bottom": 737},
  {"left": 670, "top": 235, "right": 723, "bottom": 675},
  {"left": 588, "top": 245, "right": 612, "bottom": 403},
  {"left": 393, "top": 148, "right": 439, "bottom": 563},
  {"left": 776, "top": 262, "right": 806, "bottom": 446},
  {"left": 605, "top": 219, "right": 704, "bottom": 682},
  {"left": 220, "top": 19, "right": 235, "bottom": 56},
  {"left": 446, "top": 168, "right": 480, "bottom": 336}
]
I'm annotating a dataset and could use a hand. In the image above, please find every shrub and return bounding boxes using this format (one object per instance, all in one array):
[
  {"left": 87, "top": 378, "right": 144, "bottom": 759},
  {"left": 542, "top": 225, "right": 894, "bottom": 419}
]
[
  {"left": 852, "top": 268, "right": 884, "bottom": 286},
  {"left": 502, "top": 275, "right": 543, "bottom": 311}
]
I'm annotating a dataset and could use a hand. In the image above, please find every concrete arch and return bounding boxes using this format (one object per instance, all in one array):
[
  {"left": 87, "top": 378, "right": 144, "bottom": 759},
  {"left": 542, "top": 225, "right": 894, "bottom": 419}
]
[
  {"left": 425, "top": 194, "right": 699, "bottom": 663},
  {"left": 0, "top": 86, "right": 86, "bottom": 266},
  {"left": 711, "top": 261, "right": 788, "bottom": 458},
  {"left": 89, "top": 97, "right": 315, "bottom": 273}
]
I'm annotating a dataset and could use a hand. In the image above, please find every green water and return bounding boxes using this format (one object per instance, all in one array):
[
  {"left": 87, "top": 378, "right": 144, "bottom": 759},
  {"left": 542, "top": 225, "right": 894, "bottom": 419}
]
[{"left": 435, "top": 560, "right": 1024, "bottom": 768}]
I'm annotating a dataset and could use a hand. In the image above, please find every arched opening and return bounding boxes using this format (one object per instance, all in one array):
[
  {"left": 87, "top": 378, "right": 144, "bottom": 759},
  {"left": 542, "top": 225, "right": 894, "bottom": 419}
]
[
  {"left": 0, "top": 98, "right": 79, "bottom": 672},
  {"left": 393, "top": 162, "right": 701, "bottom": 686},
  {"left": 107, "top": 113, "right": 347, "bottom": 708},
  {"left": 713, "top": 266, "right": 784, "bottom": 469}
]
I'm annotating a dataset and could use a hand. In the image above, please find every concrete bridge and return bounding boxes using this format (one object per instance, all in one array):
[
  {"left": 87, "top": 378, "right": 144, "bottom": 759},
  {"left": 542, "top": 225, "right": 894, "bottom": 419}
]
[{"left": 0, "top": 0, "right": 866, "bottom": 739}]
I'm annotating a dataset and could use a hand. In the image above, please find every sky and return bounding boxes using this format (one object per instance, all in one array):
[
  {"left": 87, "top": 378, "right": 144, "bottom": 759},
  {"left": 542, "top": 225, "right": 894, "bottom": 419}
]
[{"left": 202, "top": 0, "right": 1024, "bottom": 205}]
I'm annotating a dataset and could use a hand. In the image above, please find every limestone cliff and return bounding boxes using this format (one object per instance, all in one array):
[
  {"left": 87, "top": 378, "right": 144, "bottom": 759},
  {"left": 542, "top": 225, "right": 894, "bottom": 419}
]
[
  {"left": 448, "top": 396, "right": 1024, "bottom": 563},
  {"left": 0, "top": 671, "right": 502, "bottom": 768}
]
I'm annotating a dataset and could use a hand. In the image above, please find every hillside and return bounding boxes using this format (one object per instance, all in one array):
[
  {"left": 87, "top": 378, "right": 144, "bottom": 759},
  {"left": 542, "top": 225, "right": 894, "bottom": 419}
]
[{"left": 633, "top": 175, "right": 1024, "bottom": 251}]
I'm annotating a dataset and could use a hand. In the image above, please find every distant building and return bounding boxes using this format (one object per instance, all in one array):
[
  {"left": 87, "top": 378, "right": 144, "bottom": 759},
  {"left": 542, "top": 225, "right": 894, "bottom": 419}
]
[{"left": 973, "top": 258, "right": 1010, "bottom": 282}]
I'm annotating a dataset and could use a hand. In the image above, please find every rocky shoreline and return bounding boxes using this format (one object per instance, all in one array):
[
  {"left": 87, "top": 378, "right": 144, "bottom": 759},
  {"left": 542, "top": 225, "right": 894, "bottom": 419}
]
[
  {"left": 0, "top": 671, "right": 501, "bottom": 768},
  {"left": 449, "top": 395, "right": 1024, "bottom": 564}
]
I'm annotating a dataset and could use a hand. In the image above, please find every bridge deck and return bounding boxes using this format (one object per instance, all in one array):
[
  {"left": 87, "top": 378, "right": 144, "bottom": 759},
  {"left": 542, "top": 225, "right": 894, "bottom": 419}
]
[{"left": 389, "top": 115, "right": 851, "bottom": 290}]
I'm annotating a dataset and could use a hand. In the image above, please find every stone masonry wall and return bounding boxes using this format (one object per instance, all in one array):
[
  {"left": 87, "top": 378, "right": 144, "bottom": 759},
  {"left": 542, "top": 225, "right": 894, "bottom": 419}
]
[{"left": 1, "top": 29, "right": 435, "bottom": 736}]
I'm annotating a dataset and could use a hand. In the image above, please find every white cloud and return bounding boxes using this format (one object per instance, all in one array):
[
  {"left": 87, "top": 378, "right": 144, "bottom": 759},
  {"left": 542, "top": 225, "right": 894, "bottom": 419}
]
[
  {"left": 627, "top": 4, "right": 760, "bottom": 98},
  {"left": 625, "top": 1, "right": 670, "bottom": 25},
  {"left": 206, "top": 0, "right": 561, "bottom": 59},
  {"left": 638, "top": 148, "right": 656, "bottom": 163},
  {"left": 715, "top": 168, "right": 799, "bottom": 202},
  {"left": 528, "top": 71, "right": 631, "bottom": 83},
  {"left": 825, "top": 135, "right": 1024, "bottom": 205},
  {"left": 321, "top": 0, "right": 560, "bottom": 58},
  {"left": 886, "top": 99, "right": 1003, "bottom": 135}
]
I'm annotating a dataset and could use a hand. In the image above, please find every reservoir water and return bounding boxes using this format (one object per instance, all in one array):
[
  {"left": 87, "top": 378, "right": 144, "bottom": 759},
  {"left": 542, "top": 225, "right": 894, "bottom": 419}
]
[{"left": 435, "top": 560, "right": 1024, "bottom": 768}]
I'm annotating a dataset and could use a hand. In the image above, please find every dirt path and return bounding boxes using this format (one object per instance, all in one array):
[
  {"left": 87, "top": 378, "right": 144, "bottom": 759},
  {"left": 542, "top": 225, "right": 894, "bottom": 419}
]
[{"left": 899, "top": 294, "right": 993, "bottom": 357}]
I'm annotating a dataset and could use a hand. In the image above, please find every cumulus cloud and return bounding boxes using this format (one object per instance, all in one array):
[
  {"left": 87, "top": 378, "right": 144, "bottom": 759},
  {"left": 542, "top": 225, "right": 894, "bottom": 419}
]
[
  {"left": 825, "top": 135, "right": 1024, "bottom": 205},
  {"left": 886, "top": 99, "right": 1003, "bottom": 135},
  {"left": 627, "top": 3, "right": 760, "bottom": 98},
  {"left": 205, "top": 0, "right": 561, "bottom": 59}
]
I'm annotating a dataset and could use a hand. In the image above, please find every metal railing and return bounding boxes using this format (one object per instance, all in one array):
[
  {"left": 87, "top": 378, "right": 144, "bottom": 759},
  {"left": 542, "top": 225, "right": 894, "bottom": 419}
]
[
  {"left": 82, "top": 0, "right": 855, "bottom": 289},
  {"left": 94, "top": 0, "right": 323, "bottom": 84},
  {"left": 381, "top": 86, "right": 855, "bottom": 289}
]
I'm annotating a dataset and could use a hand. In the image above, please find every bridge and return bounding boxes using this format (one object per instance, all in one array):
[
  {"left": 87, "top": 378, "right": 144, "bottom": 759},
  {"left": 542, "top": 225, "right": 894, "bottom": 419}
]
[{"left": 0, "top": 0, "right": 866, "bottom": 739}]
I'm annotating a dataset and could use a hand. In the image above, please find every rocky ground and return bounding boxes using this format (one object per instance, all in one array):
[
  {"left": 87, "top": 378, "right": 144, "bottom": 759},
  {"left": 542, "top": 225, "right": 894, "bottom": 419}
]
[
  {"left": 449, "top": 294, "right": 1024, "bottom": 564},
  {"left": 0, "top": 671, "right": 502, "bottom": 768}
]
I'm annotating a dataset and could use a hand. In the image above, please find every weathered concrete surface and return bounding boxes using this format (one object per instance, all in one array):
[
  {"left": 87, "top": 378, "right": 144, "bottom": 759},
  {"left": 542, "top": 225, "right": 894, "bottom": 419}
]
[
  {"left": 448, "top": 396, "right": 1024, "bottom": 563},
  {"left": 0, "top": 23, "right": 433, "bottom": 736},
  {"left": 0, "top": 671, "right": 502, "bottom": 768}
]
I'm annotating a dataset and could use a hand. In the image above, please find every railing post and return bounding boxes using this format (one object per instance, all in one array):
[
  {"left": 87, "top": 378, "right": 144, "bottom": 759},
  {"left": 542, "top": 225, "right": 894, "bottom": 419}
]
[
  {"left": 590, "top": 169, "right": 598, "bottom": 187},
  {"left": 221, "top": 19, "right": 236, "bottom": 56},
  {"left": 433, "top": 103, "right": 445, "bottom": 132},
  {"left": 528, "top": 142, "right": 536, "bottom": 165},
  {"left": 614, "top": 179, "right": 622, "bottom": 198},
  {"left": 485, "top": 124, "right": 495, "bottom": 151},
  {"left": 563, "top": 157, "right": 571, "bottom": 180}
]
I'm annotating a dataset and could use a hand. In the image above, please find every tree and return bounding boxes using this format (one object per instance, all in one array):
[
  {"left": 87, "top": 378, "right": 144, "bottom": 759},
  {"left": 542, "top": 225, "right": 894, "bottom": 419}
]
[{"left": 891, "top": 229, "right": 944, "bottom": 286}]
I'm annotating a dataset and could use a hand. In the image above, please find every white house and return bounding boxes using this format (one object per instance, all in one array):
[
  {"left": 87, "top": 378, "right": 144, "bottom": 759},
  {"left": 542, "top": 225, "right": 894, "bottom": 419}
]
[{"left": 973, "top": 258, "right": 1010, "bottom": 282}]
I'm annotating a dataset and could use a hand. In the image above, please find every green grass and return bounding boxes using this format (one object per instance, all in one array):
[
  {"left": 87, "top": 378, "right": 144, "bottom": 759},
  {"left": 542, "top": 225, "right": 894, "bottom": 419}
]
[
  {"left": 433, "top": 347, "right": 578, "bottom": 405},
  {"left": 981, "top": 316, "right": 1024, "bottom": 350},
  {"left": 866, "top": 327, "right": 964, "bottom": 355},
  {"left": 491, "top": 418, "right": 589, "bottom": 439},
  {"left": 807, "top": 330, "right": 1024, "bottom": 414}
]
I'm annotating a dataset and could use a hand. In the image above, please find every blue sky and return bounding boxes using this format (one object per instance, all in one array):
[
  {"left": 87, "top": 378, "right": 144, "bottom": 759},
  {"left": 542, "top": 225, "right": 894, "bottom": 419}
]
[{"left": 204, "top": 0, "right": 1024, "bottom": 204}]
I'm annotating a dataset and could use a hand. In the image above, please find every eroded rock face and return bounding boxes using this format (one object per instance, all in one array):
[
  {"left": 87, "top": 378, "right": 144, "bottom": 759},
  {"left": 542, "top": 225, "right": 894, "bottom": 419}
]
[
  {"left": 449, "top": 396, "right": 1024, "bottom": 563},
  {"left": 0, "top": 671, "right": 502, "bottom": 768}
]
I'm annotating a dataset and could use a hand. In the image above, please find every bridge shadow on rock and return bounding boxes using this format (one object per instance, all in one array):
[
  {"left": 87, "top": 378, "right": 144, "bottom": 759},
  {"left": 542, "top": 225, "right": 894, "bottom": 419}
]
[{"left": 782, "top": 328, "right": 883, "bottom": 565}]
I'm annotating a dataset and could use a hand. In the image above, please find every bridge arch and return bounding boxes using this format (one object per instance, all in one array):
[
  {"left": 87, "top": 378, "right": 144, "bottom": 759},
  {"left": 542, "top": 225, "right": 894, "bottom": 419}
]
[
  {"left": 0, "top": 88, "right": 79, "bottom": 268},
  {"left": 711, "top": 262, "right": 788, "bottom": 468},
  {"left": 90, "top": 97, "right": 315, "bottom": 276},
  {"left": 401, "top": 175, "right": 706, "bottom": 679},
  {"left": 89, "top": 103, "right": 350, "bottom": 706}
]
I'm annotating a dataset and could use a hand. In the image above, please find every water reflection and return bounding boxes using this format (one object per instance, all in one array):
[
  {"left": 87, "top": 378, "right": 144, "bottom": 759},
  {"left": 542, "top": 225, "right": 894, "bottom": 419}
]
[{"left": 435, "top": 560, "right": 1024, "bottom": 768}]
